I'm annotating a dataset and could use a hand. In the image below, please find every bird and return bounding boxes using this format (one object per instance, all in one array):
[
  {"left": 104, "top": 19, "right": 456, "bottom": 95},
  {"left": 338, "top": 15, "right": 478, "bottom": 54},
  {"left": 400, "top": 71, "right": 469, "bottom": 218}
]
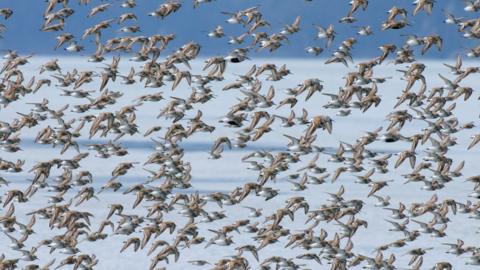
[{"left": 0, "top": 1, "right": 475, "bottom": 270}]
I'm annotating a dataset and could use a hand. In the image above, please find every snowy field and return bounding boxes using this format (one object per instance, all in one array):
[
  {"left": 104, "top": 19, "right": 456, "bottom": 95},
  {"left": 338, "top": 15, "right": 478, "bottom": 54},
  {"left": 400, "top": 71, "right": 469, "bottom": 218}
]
[{"left": 0, "top": 57, "right": 479, "bottom": 269}]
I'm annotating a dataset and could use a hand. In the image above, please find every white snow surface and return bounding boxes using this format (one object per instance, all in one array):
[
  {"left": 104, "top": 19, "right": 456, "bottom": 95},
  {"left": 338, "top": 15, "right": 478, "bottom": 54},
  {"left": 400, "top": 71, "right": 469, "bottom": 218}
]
[{"left": 0, "top": 57, "right": 479, "bottom": 269}]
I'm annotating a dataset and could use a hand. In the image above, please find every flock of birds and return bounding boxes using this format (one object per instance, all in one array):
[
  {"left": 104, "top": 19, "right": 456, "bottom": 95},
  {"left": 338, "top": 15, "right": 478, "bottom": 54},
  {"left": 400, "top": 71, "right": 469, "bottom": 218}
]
[{"left": 0, "top": 0, "right": 479, "bottom": 269}]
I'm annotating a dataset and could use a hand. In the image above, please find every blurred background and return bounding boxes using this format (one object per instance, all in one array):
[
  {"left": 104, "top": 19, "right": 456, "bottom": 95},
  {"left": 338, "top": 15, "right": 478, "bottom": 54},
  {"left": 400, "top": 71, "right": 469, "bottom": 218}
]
[{"left": 3, "top": 0, "right": 476, "bottom": 58}]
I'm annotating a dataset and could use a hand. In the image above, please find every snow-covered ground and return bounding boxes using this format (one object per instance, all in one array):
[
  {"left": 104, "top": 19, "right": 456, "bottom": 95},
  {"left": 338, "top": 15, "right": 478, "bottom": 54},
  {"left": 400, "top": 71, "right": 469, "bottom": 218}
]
[{"left": 0, "top": 57, "right": 479, "bottom": 269}]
